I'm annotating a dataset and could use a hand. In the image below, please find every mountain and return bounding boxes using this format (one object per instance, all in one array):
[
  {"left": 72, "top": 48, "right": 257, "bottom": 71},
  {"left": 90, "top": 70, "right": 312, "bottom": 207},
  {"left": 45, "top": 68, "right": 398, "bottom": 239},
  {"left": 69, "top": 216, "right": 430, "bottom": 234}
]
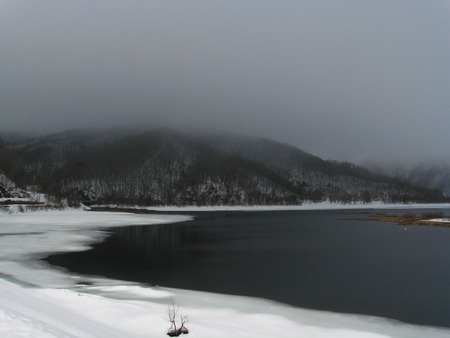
[
  {"left": 0, "top": 171, "right": 29, "bottom": 199},
  {"left": 0, "top": 137, "right": 28, "bottom": 199},
  {"left": 3, "top": 129, "right": 445, "bottom": 206},
  {"left": 365, "top": 160, "right": 450, "bottom": 198}
]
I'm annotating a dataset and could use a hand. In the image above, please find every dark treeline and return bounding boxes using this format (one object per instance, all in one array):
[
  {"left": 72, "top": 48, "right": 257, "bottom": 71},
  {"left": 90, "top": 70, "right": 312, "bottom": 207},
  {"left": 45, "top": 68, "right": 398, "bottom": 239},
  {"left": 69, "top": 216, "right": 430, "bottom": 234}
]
[{"left": 1, "top": 129, "right": 446, "bottom": 206}]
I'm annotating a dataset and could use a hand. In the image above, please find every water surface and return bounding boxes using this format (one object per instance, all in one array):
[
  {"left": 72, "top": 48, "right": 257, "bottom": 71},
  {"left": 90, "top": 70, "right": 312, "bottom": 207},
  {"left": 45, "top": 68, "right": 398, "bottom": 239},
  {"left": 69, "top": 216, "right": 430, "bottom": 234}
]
[{"left": 47, "top": 209, "right": 450, "bottom": 328}]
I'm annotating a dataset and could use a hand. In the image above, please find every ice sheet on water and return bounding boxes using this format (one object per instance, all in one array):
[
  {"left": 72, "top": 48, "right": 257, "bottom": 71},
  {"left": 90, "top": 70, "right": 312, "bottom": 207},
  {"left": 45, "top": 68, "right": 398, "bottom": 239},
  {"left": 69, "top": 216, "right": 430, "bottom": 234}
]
[{"left": 0, "top": 210, "right": 191, "bottom": 287}]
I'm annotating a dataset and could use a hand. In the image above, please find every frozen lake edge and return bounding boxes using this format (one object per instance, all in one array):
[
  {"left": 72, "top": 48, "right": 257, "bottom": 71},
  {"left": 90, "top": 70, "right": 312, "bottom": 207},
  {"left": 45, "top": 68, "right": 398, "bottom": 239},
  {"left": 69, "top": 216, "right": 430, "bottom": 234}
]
[{"left": 1, "top": 205, "right": 450, "bottom": 337}]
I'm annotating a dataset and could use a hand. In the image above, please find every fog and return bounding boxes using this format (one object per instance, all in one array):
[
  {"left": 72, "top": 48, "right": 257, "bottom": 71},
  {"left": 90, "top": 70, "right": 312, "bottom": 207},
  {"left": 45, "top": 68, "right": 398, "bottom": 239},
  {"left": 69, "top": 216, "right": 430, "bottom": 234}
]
[{"left": 1, "top": 0, "right": 449, "bottom": 164}]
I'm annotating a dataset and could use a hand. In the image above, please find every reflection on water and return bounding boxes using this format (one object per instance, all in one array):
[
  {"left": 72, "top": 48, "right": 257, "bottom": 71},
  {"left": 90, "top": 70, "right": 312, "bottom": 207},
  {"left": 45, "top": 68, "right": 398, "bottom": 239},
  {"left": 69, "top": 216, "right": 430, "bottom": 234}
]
[{"left": 47, "top": 209, "right": 450, "bottom": 328}]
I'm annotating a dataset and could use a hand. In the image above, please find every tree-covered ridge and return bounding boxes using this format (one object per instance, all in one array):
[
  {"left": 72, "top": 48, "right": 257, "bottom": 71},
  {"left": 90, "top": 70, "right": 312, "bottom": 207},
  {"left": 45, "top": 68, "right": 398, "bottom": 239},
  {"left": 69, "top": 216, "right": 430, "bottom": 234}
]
[{"left": 4, "top": 129, "right": 445, "bottom": 206}]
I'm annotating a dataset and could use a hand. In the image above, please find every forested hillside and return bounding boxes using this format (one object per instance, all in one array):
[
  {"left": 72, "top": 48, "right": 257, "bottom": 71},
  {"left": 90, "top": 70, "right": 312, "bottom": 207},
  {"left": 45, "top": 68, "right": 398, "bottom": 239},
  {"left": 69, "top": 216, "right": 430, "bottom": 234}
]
[
  {"left": 2, "top": 129, "right": 445, "bottom": 206},
  {"left": 365, "top": 161, "right": 450, "bottom": 198}
]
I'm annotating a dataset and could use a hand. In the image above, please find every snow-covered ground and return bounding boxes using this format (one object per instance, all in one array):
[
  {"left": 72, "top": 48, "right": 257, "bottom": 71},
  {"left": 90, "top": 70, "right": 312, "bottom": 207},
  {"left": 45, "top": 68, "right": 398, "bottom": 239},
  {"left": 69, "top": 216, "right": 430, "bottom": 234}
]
[
  {"left": 2, "top": 277, "right": 450, "bottom": 338},
  {"left": 0, "top": 208, "right": 449, "bottom": 337},
  {"left": 90, "top": 201, "right": 450, "bottom": 212}
]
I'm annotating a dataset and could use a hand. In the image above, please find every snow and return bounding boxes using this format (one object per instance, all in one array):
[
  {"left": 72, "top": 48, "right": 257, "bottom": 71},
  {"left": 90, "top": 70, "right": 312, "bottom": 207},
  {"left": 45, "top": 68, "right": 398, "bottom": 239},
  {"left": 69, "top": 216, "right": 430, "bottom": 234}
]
[
  {"left": 0, "top": 209, "right": 191, "bottom": 288},
  {"left": 423, "top": 218, "right": 450, "bottom": 223},
  {"left": 0, "top": 209, "right": 449, "bottom": 337},
  {"left": 2, "top": 277, "right": 450, "bottom": 338},
  {"left": 91, "top": 201, "right": 450, "bottom": 212}
]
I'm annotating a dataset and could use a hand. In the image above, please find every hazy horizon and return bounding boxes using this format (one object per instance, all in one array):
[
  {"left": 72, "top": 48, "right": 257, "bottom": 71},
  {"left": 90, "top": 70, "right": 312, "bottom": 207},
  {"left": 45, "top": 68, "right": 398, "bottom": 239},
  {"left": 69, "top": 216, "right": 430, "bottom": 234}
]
[{"left": 1, "top": 1, "right": 449, "bottom": 164}]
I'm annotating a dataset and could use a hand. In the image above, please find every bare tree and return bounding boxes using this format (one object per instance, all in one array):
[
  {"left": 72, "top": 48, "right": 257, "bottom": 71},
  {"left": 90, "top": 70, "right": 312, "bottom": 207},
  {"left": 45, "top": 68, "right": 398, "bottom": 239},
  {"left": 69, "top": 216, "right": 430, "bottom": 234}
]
[
  {"left": 179, "top": 314, "right": 189, "bottom": 335},
  {"left": 167, "top": 299, "right": 189, "bottom": 336}
]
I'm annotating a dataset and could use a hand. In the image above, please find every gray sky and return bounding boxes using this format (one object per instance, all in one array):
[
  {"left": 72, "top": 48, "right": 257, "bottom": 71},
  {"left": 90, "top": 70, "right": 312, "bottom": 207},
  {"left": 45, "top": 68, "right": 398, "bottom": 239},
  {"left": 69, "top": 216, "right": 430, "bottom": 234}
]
[{"left": 1, "top": 0, "right": 449, "bottom": 163}]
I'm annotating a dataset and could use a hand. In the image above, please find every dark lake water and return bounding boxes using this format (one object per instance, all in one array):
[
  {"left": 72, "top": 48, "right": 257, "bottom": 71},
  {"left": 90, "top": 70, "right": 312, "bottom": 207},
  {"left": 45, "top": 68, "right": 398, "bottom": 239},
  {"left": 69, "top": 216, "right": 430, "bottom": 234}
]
[{"left": 47, "top": 209, "right": 450, "bottom": 328}]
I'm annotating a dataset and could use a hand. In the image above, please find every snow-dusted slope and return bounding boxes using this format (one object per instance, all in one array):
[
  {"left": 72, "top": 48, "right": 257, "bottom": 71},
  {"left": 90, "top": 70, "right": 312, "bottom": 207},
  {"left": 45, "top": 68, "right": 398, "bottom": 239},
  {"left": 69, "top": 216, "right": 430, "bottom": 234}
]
[
  {"left": 408, "top": 161, "right": 450, "bottom": 197},
  {"left": 0, "top": 171, "right": 29, "bottom": 200},
  {"left": 365, "top": 160, "right": 450, "bottom": 197},
  {"left": 9, "top": 129, "right": 445, "bottom": 206}
]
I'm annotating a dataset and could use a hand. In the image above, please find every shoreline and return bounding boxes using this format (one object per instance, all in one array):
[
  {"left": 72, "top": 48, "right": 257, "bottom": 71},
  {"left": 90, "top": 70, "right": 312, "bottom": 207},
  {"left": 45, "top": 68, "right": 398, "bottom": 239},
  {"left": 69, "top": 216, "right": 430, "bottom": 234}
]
[
  {"left": 2, "top": 276, "right": 449, "bottom": 338},
  {"left": 88, "top": 201, "right": 450, "bottom": 212},
  {"left": 0, "top": 208, "right": 450, "bottom": 337}
]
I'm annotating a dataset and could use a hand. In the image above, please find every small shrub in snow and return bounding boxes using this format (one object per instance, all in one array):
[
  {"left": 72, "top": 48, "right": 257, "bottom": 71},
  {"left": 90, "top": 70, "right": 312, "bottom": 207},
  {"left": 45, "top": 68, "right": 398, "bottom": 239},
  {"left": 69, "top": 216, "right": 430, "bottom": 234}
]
[{"left": 167, "top": 299, "right": 189, "bottom": 336}]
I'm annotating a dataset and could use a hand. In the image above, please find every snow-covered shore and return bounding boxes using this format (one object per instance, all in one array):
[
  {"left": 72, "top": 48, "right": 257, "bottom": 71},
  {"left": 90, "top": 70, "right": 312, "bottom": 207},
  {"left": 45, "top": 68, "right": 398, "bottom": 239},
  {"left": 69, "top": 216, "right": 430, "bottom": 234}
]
[
  {"left": 0, "top": 210, "right": 191, "bottom": 288},
  {"left": 1, "top": 208, "right": 449, "bottom": 337},
  {"left": 2, "top": 276, "right": 450, "bottom": 338},
  {"left": 92, "top": 201, "right": 450, "bottom": 212}
]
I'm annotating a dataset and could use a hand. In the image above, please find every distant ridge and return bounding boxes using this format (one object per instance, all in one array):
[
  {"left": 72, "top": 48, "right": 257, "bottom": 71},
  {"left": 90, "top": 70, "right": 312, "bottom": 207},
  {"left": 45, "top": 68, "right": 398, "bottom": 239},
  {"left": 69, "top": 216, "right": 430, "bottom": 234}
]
[
  {"left": 365, "top": 160, "right": 450, "bottom": 198},
  {"left": 2, "top": 128, "right": 445, "bottom": 206}
]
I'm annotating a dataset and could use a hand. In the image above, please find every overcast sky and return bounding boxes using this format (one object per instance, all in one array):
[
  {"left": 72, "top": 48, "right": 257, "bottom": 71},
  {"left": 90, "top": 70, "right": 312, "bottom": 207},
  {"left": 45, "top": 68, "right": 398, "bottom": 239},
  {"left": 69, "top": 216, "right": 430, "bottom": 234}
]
[{"left": 1, "top": 0, "right": 449, "bottom": 164}]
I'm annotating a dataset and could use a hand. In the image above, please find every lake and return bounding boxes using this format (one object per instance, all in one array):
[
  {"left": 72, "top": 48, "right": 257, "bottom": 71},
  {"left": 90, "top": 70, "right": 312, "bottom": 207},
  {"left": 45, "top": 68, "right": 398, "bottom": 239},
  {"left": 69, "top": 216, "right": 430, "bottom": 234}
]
[{"left": 47, "top": 208, "right": 450, "bottom": 328}]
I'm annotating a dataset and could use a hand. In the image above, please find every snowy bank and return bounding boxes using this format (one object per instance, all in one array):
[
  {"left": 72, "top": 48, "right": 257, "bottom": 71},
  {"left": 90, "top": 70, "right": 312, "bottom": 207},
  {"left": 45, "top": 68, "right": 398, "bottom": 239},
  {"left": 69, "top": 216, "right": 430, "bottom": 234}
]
[
  {"left": 2, "top": 277, "right": 450, "bottom": 338},
  {"left": 0, "top": 209, "right": 449, "bottom": 337},
  {"left": 89, "top": 201, "right": 450, "bottom": 212}
]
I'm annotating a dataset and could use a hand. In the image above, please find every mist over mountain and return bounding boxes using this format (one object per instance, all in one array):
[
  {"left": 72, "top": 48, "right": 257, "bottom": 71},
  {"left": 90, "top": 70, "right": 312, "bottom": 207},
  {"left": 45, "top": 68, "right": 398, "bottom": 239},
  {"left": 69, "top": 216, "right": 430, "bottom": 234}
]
[
  {"left": 2, "top": 2, "right": 450, "bottom": 164},
  {"left": 365, "top": 160, "right": 450, "bottom": 198},
  {"left": 1, "top": 129, "right": 444, "bottom": 206}
]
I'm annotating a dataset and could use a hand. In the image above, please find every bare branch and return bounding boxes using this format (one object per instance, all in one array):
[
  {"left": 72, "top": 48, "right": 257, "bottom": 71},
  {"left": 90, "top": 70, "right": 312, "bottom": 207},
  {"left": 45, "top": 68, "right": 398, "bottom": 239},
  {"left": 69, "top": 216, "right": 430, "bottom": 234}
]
[{"left": 167, "top": 299, "right": 189, "bottom": 336}]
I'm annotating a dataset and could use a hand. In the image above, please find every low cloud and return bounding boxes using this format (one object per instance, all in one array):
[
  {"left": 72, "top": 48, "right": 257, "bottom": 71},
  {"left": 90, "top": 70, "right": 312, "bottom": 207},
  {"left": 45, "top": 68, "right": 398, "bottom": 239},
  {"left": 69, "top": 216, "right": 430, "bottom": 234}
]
[{"left": 1, "top": 0, "right": 449, "bottom": 163}]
